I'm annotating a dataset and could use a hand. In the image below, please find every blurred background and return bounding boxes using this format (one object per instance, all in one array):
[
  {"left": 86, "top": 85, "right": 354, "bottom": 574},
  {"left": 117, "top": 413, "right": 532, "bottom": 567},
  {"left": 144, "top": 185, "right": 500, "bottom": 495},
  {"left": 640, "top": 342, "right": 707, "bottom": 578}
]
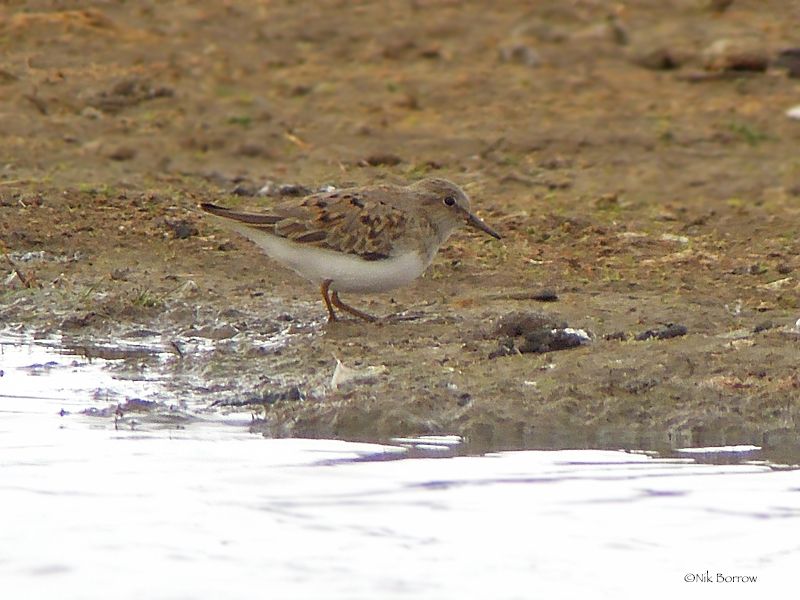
[{"left": 3, "top": 0, "right": 799, "bottom": 197}]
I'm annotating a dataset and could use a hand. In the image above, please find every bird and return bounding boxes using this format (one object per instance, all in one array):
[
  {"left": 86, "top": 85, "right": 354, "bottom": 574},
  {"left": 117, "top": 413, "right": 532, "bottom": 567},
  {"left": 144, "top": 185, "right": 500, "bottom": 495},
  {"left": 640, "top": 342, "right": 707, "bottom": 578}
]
[{"left": 200, "top": 177, "right": 501, "bottom": 322}]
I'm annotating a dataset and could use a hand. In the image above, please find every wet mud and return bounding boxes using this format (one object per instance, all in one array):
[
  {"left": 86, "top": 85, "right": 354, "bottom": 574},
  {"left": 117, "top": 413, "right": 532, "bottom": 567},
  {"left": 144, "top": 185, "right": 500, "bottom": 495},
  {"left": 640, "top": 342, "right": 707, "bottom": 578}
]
[{"left": 2, "top": 0, "right": 799, "bottom": 457}]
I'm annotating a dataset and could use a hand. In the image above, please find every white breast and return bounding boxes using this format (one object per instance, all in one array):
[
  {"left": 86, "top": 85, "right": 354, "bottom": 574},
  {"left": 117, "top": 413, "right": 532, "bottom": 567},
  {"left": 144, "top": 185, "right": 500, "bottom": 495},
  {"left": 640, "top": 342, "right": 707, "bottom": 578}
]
[{"left": 223, "top": 222, "right": 428, "bottom": 293}]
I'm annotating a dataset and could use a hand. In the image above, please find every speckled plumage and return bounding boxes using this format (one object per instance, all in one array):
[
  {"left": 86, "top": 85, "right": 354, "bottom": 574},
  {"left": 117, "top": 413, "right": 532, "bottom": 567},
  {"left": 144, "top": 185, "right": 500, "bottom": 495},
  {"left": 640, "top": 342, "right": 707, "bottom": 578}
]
[{"left": 201, "top": 178, "right": 500, "bottom": 322}]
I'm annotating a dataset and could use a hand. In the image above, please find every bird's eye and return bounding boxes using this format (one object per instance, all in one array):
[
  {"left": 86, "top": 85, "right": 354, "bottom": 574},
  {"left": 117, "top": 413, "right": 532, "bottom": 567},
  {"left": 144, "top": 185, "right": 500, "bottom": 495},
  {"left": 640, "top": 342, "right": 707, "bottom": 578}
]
[{"left": 443, "top": 196, "right": 456, "bottom": 207}]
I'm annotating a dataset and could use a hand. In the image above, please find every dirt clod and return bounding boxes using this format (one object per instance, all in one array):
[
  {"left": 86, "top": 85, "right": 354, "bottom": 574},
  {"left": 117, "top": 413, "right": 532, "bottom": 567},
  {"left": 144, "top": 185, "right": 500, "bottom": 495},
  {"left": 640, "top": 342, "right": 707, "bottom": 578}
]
[
  {"left": 703, "top": 38, "right": 769, "bottom": 72},
  {"left": 498, "top": 44, "right": 542, "bottom": 67},
  {"left": 634, "top": 324, "right": 688, "bottom": 342},
  {"left": 490, "top": 311, "right": 589, "bottom": 357},
  {"left": 774, "top": 48, "right": 800, "bottom": 78},
  {"left": 531, "top": 289, "right": 558, "bottom": 302},
  {"left": 164, "top": 219, "right": 199, "bottom": 240},
  {"left": 361, "top": 153, "right": 403, "bottom": 167}
]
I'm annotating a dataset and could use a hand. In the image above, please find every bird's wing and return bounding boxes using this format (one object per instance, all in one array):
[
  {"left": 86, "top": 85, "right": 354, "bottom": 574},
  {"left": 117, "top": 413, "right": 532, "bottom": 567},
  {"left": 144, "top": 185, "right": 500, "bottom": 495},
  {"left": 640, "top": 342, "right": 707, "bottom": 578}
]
[{"left": 201, "top": 188, "right": 415, "bottom": 259}]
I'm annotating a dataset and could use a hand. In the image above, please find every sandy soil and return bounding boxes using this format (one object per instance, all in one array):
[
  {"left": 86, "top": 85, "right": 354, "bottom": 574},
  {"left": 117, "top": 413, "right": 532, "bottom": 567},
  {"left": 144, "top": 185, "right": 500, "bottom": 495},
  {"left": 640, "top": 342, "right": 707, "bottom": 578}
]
[{"left": 2, "top": 0, "right": 799, "bottom": 458}]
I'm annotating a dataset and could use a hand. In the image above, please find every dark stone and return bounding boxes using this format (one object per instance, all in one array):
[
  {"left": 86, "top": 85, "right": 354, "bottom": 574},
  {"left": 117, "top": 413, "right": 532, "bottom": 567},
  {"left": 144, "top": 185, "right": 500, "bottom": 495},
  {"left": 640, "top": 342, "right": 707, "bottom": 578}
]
[
  {"left": 604, "top": 331, "right": 628, "bottom": 341},
  {"left": 361, "top": 153, "right": 402, "bottom": 167},
  {"left": 531, "top": 289, "right": 558, "bottom": 302},
  {"left": 235, "top": 143, "right": 270, "bottom": 158},
  {"left": 490, "top": 311, "right": 589, "bottom": 357},
  {"left": 774, "top": 48, "right": 800, "bottom": 78},
  {"left": 634, "top": 323, "right": 688, "bottom": 341},
  {"left": 61, "top": 312, "right": 98, "bottom": 329},
  {"left": 119, "top": 398, "right": 159, "bottom": 412},
  {"left": 632, "top": 47, "right": 681, "bottom": 70},
  {"left": 211, "top": 385, "right": 304, "bottom": 408},
  {"left": 518, "top": 329, "right": 587, "bottom": 353},
  {"left": 488, "top": 339, "right": 518, "bottom": 359},
  {"left": 108, "top": 146, "right": 136, "bottom": 161},
  {"left": 289, "top": 84, "right": 312, "bottom": 96},
  {"left": 753, "top": 321, "right": 775, "bottom": 333},
  {"left": 164, "top": 219, "right": 198, "bottom": 239},
  {"left": 252, "top": 385, "right": 304, "bottom": 405},
  {"left": 231, "top": 183, "right": 257, "bottom": 196},
  {"left": 277, "top": 183, "right": 312, "bottom": 197},
  {"left": 494, "top": 311, "right": 565, "bottom": 337}
]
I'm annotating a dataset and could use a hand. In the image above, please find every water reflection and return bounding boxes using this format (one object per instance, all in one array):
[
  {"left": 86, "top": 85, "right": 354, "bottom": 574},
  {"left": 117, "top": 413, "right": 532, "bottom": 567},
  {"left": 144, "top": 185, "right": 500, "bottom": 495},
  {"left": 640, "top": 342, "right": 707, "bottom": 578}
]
[{"left": 1, "top": 334, "right": 798, "bottom": 599}]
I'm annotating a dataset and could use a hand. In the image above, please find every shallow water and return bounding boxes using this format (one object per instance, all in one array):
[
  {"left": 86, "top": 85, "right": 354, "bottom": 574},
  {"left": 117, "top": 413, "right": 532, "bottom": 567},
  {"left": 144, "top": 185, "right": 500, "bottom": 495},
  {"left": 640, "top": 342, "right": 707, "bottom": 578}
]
[{"left": 1, "top": 335, "right": 798, "bottom": 599}]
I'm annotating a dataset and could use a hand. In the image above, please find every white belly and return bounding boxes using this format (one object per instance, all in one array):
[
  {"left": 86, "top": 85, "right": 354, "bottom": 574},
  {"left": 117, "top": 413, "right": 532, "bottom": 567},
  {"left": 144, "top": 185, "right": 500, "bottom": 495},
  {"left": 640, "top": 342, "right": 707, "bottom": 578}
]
[{"left": 224, "top": 222, "right": 428, "bottom": 293}]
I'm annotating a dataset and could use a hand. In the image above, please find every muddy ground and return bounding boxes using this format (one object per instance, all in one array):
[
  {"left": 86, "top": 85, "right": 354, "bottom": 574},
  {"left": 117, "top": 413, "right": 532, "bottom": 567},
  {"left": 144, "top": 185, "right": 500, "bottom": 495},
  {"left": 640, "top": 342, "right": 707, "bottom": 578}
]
[{"left": 2, "top": 0, "right": 799, "bottom": 458}]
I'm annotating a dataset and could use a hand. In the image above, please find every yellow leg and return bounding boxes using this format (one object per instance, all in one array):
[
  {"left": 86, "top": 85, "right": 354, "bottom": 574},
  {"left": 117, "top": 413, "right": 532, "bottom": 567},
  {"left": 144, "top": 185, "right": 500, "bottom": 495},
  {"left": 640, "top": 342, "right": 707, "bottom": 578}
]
[
  {"left": 320, "top": 280, "right": 338, "bottom": 322},
  {"left": 331, "top": 290, "right": 378, "bottom": 322}
]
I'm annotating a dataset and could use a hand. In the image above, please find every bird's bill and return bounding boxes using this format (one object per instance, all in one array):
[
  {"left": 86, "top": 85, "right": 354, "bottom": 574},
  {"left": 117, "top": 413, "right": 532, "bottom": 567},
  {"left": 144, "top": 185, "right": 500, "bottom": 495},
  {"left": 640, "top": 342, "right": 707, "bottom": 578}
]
[{"left": 466, "top": 211, "right": 501, "bottom": 240}]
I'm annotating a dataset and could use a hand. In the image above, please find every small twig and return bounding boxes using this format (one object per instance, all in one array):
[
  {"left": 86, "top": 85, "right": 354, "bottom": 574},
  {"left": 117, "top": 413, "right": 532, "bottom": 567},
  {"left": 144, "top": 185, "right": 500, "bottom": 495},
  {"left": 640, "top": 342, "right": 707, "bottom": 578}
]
[
  {"left": 1, "top": 245, "right": 36, "bottom": 288},
  {"left": 479, "top": 136, "right": 506, "bottom": 159},
  {"left": 170, "top": 340, "right": 185, "bottom": 358},
  {"left": 23, "top": 89, "right": 48, "bottom": 115},
  {"left": 284, "top": 131, "right": 310, "bottom": 150}
]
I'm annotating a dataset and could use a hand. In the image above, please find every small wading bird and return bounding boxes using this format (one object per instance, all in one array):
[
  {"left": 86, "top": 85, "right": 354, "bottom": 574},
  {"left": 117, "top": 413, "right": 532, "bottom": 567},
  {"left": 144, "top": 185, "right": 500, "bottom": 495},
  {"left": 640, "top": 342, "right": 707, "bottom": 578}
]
[{"left": 200, "top": 178, "right": 501, "bottom": 322}]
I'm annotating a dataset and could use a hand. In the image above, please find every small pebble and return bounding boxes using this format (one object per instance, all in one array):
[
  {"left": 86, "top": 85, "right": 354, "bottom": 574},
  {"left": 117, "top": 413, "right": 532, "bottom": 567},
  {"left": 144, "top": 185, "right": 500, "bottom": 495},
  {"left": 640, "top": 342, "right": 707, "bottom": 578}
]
[
  {"left": 108, "top": 146, "right": 136, "bottom": 161},
  {"left": 110, "top": 267, "right": 131, "bottom": 281},
  {"left": 256, "top": 182, "right": 311, "bottom": 197},
  {"left": 80, "top": 106, "right": 103, "bottom": 120},
  {"left": 753, "top": 321, "right": 775, "bottom": 333},
  {"left": 631, "top": 46, "right": 682, "bottom": 71},
  {"left": 246, "top": 386, "right": 304, "bottom": 406},
  {"left": 235, "top": 143, "right": 269, "bottom": 158},
  {"left": 498, "top": 44, "right": 542, "bottom": 67},
  {"left": 660, "top": 233, "right": 689, "bottom": 244},
  {"left": 702, "top": 38, "right": 769, "bottom": 72},
  {"left": 774, "top": 48, "right": 800, "bottom": 78},
  {"left": 164, "top": 219, "right": 198, "bottom": 239},
  {"left": 495, "top": 311, "right": 565, "bottom": 337},
  {"left": 604, "top": 331, "right": 628, "bottom": 341},
  {"left": 232, "top": 183, "right": 257, "bottom": 196}
]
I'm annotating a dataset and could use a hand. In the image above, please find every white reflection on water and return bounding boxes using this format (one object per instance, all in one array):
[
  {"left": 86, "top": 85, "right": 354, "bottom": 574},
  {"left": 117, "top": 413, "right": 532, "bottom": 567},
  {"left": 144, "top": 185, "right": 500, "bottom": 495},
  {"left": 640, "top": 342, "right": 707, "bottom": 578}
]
[{"left": 1, "top": 337, "right": 799, "bottom": 599}]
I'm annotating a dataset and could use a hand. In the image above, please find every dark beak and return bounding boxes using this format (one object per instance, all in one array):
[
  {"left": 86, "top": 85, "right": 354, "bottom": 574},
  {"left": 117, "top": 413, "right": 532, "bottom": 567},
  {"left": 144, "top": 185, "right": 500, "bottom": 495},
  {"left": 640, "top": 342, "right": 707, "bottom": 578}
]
[{"left": 466, "top": 211, "right": 501, "bottom": 240}]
